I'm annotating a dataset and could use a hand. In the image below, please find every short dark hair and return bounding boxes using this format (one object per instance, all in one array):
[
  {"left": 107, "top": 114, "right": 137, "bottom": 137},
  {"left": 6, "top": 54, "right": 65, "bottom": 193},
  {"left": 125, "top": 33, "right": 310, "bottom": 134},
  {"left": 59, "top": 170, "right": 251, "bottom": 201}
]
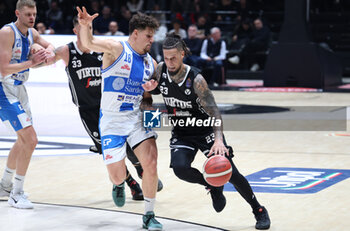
[
  {"left": 163, "top": 32, "right": 191, "bottom": 56},
  {"left": 72, "top": 16, "right": 79, "bottom": 27},
  {"left": 129, "top": 12, "right": 159, "bottom": 34}
]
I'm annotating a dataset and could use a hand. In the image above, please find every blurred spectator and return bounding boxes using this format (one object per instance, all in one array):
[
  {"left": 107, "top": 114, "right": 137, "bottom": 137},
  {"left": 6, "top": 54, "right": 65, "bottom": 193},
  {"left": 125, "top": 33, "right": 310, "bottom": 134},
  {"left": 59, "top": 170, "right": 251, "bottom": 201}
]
[
  {"left": 186, "top": 0, "right": 210, "bottom": 24},
  {"left": 36, "top": 22, "right": 55, "bottom": 35},
  {"left": 169, "top": 20, "right": 187, "bottom": 39},
  {"left": 89, "top": 0, "right": 101, "bottom": 15},
  {"left": 196, "top": 15, "right": 211, "bottom": 39},
  {"left": 235, "top": 0, "right": 253, "bottom": 22},
  {"left": 170, "top": 0, "right": 191, "bottom": 24},
  {"left": 215, "top": 0, "right": 237, "bottom": 20},
  {"left": 118, "top": 7, "right": 132, "bottom": 35},
  {"left": 145, "top": 0, "right": 168, "bottom": 11},
  {"left": 104, "top": 21, "right": 125, "bottom": 36},
  {"left": 230, "top": 18, "right": 252, "bottom": 50},
  {"left": 126, "top": 0, "right": 144, "bottom": 13},
  {"left": 45, "top": 0, "right": 63, "bottom": 32},
  {"left": 35, "top": 0, "right": 49, "bottom": 23},
  {"left": 229, "top": 18, "right": 271, "bottom": 72},
  {"left": 200, "top": 27, "right": 227, "bottom": 85},
  {"left": 183, "top": 25, "right": 203, "bottom": 67},
  {"left": 150, "top": 23, "right": 168, "bottom": 62},
  {"left": 93, "top": 5, "right": 115, "bottom": 35},
  {"left": 150, "top": 4, "right": 166, "bottom": 24}
]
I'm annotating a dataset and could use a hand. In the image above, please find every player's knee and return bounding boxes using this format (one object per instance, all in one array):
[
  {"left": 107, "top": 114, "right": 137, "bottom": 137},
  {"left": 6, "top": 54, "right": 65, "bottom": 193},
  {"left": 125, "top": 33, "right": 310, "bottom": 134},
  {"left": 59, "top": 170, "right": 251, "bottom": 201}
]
[
  {"left": 21, "top": 134, "right": 38, "bottom": 150},
  {"left": 142, "top": 157, "right": 158, "bottom": 175},
  {"left": 172, "top": 167, "right": 189, "bottom": 180}
]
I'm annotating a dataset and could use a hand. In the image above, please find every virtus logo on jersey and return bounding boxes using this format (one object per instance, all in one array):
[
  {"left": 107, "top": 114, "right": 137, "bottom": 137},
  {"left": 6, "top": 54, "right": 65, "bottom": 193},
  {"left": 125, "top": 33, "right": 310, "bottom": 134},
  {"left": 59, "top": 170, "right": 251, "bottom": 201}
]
[{"left": 224, "top": 167, "right": 350, "bottom": 194}]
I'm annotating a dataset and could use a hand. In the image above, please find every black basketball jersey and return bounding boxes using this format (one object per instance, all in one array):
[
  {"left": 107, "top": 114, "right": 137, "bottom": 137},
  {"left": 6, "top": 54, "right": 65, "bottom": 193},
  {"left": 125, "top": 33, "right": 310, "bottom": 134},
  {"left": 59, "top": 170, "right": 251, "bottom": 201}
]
[
  {"left": 158, "top": 64, "right": 213, "bottom": 136},
  {"left": 65, "top": 42, "right": 103, "bottom": 108}
]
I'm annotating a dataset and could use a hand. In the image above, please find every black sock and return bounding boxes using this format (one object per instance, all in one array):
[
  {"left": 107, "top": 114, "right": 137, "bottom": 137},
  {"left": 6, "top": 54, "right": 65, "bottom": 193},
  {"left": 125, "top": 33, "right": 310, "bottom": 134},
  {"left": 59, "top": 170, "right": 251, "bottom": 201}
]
[
  {"left": 125, "top": 169, "right": 135, "bottom": 186},
  {"left": 133, "top": 163, "right": 143, "bottom": 179}
]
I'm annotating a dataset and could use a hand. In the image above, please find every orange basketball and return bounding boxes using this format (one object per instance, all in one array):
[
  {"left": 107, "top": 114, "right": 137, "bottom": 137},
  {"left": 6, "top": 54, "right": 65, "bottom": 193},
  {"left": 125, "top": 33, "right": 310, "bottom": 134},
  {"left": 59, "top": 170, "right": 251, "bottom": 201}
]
[{"left": 203, "top": 155, "right": 232, "bottom": 187}]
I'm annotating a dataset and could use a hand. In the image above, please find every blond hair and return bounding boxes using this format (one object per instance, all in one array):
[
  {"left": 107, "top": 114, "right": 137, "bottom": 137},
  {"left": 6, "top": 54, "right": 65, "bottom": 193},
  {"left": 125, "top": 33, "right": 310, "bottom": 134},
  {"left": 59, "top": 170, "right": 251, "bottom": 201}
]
[{"left": 16, "top": 0, "right": 36, "bottom": 10}]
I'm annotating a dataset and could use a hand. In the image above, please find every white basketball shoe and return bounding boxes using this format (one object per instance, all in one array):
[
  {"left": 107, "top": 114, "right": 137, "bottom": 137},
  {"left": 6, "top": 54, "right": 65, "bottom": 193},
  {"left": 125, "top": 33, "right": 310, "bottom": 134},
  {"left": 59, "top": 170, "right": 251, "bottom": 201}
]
[
  {"left": 0, "top": 182, "right": 12, "bottom": 197},
  {"left": 8, "top": 190, "right": 34, "bottom": 209}
]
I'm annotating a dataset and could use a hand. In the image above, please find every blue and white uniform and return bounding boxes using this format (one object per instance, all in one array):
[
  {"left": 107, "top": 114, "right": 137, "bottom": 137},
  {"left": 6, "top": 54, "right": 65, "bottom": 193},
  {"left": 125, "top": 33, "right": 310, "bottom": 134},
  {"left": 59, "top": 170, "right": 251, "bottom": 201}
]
[
  {"left": 100, "top": 41, "right": 157, "bottom": 164},
  {"left": 0, "top": 22, "right": 34, "bottom": 132}
]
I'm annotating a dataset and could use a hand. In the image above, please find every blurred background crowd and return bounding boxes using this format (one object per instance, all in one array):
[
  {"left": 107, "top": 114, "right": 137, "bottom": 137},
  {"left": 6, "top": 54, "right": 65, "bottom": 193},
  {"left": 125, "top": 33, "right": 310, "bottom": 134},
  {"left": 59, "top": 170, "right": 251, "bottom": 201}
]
[{"left": 1, "top": 0, "right": 350, "bottom": 85}]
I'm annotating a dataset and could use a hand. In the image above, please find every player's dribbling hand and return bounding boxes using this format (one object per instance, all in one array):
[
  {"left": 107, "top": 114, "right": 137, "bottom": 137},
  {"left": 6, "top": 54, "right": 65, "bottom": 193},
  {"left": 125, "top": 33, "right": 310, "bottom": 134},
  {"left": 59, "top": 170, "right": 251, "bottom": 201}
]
[
  {"left": 209, "top": 139, "right": 229, "bottom": 157},
  {"left": 142, "top": 79, "right": 158, "bottom": 91},
  {"left": 76, "top": 6, "right": 99, "bottom": 25}
]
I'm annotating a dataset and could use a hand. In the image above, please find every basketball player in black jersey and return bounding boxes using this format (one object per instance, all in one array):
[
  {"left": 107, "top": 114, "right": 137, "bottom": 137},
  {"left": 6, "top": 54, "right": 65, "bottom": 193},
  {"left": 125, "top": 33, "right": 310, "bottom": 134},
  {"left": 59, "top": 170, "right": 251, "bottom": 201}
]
[
  {"left": 143, "top": 33, "right": 271, "bottom": 230},
  {"left": 53, "top": 17, "right": 163, "bottom": 204}
]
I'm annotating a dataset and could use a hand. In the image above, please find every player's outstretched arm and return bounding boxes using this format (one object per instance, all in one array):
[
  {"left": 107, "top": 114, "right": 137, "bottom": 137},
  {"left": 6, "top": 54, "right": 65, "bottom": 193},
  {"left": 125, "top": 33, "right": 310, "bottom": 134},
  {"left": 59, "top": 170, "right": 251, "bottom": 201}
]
[
  {"left": 193, "top": 74, "right": 228, "bottom": 156},
  {"left": 53, "top": 45, "right": 69, "bottom": 66},
  {"left": 76, "top": 6, "right": 117, "bottom": 54}
]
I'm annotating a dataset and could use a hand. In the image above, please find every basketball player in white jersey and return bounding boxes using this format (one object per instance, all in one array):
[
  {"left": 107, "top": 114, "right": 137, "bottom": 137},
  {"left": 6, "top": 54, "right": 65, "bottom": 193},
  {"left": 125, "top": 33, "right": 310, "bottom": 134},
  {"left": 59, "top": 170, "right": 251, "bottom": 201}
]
[
  {"left": 0, "top": 0, "right": 55, "bottom": 209},
  {"left": 77, "top": 7, "right": 162, "bottom": 230}
]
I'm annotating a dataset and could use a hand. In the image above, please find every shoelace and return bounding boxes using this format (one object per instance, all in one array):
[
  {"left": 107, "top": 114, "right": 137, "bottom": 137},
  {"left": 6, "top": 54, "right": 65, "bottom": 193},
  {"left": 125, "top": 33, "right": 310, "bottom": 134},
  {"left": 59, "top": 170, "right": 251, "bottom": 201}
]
[
  {"left": 115, "top": 185, "right": 124, "bottom": 197},
  {"left": 145, "top": 214, "right": 160, "bottom": 226},
  {"left": 256, "top": 208, "right": 268, "bottom": 220}
]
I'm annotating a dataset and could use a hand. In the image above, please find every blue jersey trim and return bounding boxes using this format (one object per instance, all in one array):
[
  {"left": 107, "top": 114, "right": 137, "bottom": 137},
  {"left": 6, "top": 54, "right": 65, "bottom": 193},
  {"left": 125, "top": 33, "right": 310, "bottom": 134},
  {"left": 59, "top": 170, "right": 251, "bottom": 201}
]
[
  {"left": 7, "top": 23, "right": 16, "bottom": 49},
  {"left": 101, "top": 42, "right": 125, "bottom": 73},
  {"left": 125, "top": 41, "right": 147, "bottom": 57}
]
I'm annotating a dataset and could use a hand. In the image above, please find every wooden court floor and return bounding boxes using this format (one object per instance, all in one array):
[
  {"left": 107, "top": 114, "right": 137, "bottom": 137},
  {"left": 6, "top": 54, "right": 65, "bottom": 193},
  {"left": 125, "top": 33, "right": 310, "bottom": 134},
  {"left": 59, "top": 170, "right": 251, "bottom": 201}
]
[{"left": 1, "top": 87, "right": 350, "bottom": 231}]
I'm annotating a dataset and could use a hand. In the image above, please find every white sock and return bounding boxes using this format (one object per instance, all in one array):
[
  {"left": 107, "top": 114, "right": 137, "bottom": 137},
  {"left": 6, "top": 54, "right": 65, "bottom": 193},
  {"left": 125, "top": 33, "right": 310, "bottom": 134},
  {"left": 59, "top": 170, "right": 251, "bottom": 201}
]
[
  {"left": 144, "top": 197, "right": 156, "bottom": 214},
  {"left": 13, "top": 174, "right": 25, "bottom": 194},
  {"left": 1, "top": 167, "right": 15, "bottom": 186}
]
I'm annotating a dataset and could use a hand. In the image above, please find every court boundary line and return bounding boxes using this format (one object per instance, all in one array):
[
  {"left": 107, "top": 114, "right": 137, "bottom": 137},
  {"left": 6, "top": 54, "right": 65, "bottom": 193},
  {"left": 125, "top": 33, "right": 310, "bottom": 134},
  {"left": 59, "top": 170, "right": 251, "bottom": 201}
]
[{"left": 0, "top": 199, "right": 227, "bottom": 231}]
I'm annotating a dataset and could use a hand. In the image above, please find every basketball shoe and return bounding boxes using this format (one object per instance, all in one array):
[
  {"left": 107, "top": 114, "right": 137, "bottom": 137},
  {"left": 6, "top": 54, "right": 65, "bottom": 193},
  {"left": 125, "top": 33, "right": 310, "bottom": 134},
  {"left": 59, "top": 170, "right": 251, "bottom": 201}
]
[
  {"left": 112, "top": 182, "right": 125, "bottom": 207},
  {"left": 206, "top": 185, "right": 226, "bottom": 212},
  {"left": 142, "top": 211, "right": 163, "bottom": 230},
  {"left": 253, "top": 206, "right": 271, "bottom": 230},
  {"left": 0, "top": 182, "right": 12, "bottom": 197},
  {"left": 127, "top": 180, "right": 143, "bottom": 200},
  {"left": 8, "top": 190, "right": 34, "bottom": 209}
]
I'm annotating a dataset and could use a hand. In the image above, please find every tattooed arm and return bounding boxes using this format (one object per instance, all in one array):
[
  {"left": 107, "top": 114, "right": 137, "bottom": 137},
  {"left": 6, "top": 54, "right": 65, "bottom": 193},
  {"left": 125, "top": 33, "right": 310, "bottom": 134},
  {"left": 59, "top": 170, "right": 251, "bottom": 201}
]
[{"left": 193, "top": 74, "right": 228, "bottom": 156}]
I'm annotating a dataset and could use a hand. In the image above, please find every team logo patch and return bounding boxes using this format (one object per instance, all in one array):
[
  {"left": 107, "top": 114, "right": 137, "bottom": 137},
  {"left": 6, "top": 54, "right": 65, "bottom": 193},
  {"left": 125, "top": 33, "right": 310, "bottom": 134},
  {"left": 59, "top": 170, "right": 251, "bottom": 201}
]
[
  {"left": 185, "top": 89, "right": 191, "bottom": 95},
  {"left": 186, "top": 78, "right": 192, "bottom": 88},
  {"left": 112, "top": 78, "right": 125, "bottom": 91},
  {"left": 121, "top": 64, "right": 130, "bottom": 70},
  {"left": 117, "top": 95, "right": 125, "bottom": 101},
  {"left": 224, "top": 167, "right": 350, "bottom": 194},
  {"left": 143, "top": 109, "right": 162, "bottom": 128}
]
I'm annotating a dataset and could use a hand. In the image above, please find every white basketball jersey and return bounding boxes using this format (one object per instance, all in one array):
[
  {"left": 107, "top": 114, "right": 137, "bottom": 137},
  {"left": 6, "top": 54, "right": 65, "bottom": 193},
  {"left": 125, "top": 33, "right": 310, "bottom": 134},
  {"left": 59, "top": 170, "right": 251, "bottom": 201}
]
[
  {"left": 0, "top": 22, "right": 34, "bottom": 85},
  {"left": 101, "top": 41, "right": 154, "bottom": 113}
]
